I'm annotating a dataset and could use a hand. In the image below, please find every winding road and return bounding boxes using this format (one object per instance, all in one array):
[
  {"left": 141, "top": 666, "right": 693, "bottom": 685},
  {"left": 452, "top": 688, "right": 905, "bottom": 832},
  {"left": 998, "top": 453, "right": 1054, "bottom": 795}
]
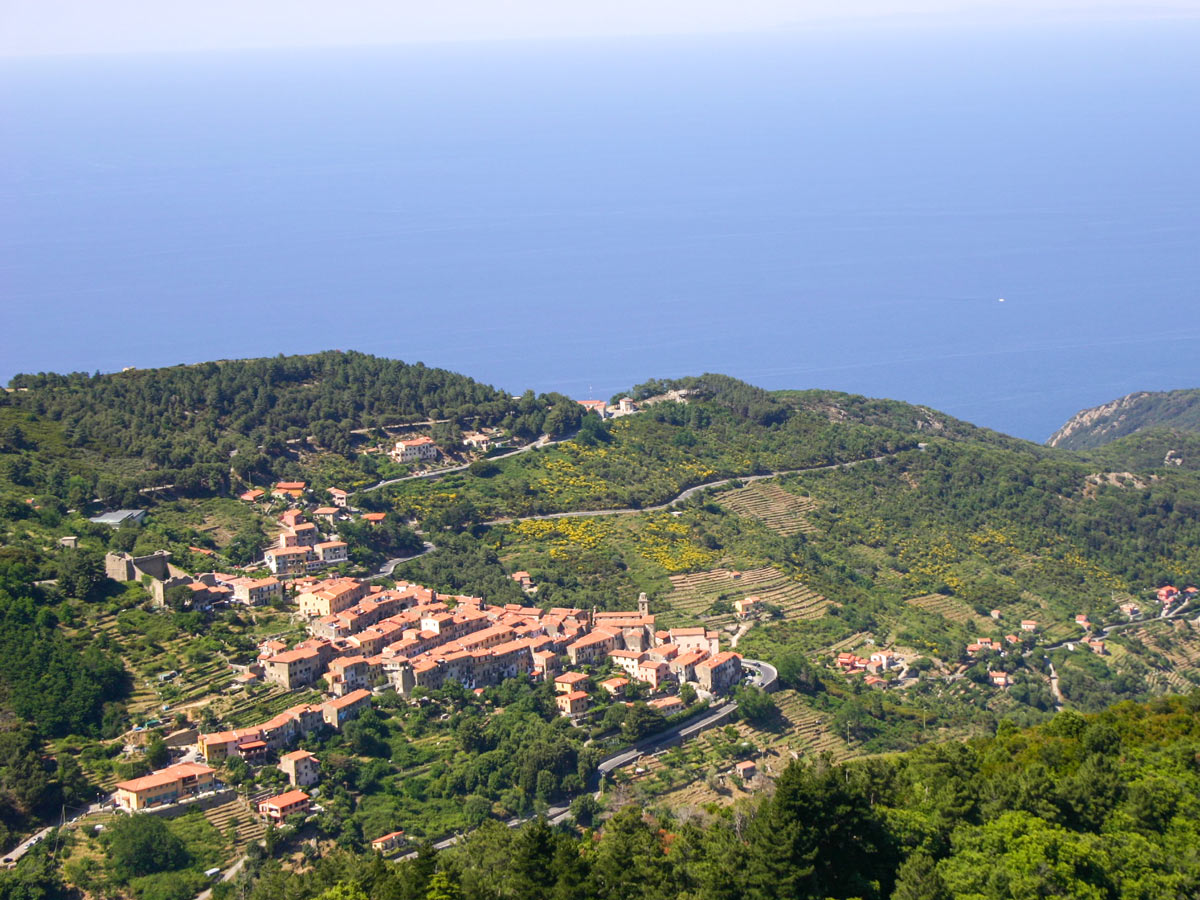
[{"left": 482, "top": 455, "right": 893, "bottom": 526}]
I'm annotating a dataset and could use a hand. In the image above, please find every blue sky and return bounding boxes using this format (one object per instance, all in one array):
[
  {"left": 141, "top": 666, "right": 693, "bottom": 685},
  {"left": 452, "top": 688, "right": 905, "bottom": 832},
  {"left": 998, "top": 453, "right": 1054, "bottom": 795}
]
[{"left": 3, "top": 0, "right": 1198, "bottom": 57}]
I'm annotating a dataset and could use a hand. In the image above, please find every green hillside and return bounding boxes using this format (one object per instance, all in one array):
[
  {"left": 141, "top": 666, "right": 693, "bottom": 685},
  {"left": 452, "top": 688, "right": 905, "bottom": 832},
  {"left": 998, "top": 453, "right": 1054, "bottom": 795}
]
[
  {"left": 1048, "top": 388, "right": 1200, "bottom": 450},
  {"left": 4, "top": 356, "right": 1200, "bottom": 898}
]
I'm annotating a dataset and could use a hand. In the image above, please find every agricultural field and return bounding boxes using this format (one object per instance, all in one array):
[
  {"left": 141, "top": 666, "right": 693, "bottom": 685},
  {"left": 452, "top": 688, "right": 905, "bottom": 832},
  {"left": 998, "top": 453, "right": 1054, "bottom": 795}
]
[
  {"left": 718, "top": 481, "right": 819, "bottom": 536},
  {"left": 662, "top": 566, "right": 830, "bottom": 628},
  {"left": 1113, "top": 619, "right": 1200, "bottom": 693},
  {"left": 905, "top": 592, "right": 995, "bottom": 630}
]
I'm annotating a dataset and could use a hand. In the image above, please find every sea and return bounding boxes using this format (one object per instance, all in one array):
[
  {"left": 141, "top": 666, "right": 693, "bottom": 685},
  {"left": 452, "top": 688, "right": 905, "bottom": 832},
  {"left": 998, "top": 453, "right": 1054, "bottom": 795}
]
[{"left": 2, "top": 20, "right": 1198, "bottom": 442}]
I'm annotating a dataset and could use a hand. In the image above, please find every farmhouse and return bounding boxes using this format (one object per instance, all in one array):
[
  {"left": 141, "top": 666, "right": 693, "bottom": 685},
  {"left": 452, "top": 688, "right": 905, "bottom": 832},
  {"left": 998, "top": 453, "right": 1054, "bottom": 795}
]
[
  {"left": 371, "top": 831, "right": 407, "bottom": 853},
  {"left": 556, "top": 690, "right": 590, "bottom": 716},
  {"left": 554, "top": 671, "right": 589, "bottom": 693},
  {"left": 272, "top": 481, "right": 307, "bottom": 499}
]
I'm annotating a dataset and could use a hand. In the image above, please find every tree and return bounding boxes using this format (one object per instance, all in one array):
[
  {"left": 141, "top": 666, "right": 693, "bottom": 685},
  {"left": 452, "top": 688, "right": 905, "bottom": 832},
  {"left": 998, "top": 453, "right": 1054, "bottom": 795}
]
[
  {"left": 0, "top": 727, "right": 55, "bottom": 815},
  {"left": 775, "top": 650, "right": 821, "bottom": 693},
  {"left": 103, "top": 814, "right": 188, "bottom": 881},
  {"left": 621, "top": 703, "right": 667, "bottom": 742},
  {"left": 734, "top": 685, "right": 777, "bottom": 724},
  {"left": 315, "top": 885, "right": 369, "bottom": 900},
  {"left": 425, "top": 871, "right": 462, "bottom": 900},
  {"left": 0, "top": 423, "right": 27, "bottom": 451},
  {"left": 163, "top": 584, "right": 194, "bottom": 611},
  {"left": 56, "top": 549, "right": 104, "bottom": 601},
  {"left": 891, "top": 849, "right": 949, "bottom": 900},
  {"left": 570, "top": 793, "right": 600, "bottom": 826},
  {"left": 144, "top": 734, "right": 169, "bottom": 768}
]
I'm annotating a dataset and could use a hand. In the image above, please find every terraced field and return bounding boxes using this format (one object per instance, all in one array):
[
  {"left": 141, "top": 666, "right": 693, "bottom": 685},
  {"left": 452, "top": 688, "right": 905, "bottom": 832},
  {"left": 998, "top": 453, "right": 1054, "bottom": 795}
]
[
  {"left": 219, "top": 686, "right": 323, "bottom": 728},
  {"left": 736, "top": 690, "right": 855, "bottom": 762},
  {"left": 1117, "top": 620, "right": 1200, "bottom": 693},
  {"left": 718, "top": 482, "right": 819, "bottom": 536},
  {"left": 906, "top": 593, "right": 995, "bottom": 630},
  {"left": 205, "top": 794, "right": 268, "bottom": 852},
  {"left": 664, "top": 566, "right": 830, "bottom": 627},
  {"left": 825, "top": 631, "right": 875, "bottom": 655}
]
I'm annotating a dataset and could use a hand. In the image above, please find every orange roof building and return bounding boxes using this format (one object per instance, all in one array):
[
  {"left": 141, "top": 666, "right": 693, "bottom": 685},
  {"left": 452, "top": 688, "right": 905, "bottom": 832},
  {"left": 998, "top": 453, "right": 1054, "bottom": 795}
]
[
  {"left": 115, "top": 762, "right": 216, "bottom": 811},
  {"left": 258, "top": 789, "right": 310, "bottom": 822}
]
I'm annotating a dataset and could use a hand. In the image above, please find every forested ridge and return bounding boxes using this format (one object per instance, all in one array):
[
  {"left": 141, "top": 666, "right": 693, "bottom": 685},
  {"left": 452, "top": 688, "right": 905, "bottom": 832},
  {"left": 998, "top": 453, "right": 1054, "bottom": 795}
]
[{"left": 0, "top": 351, "right": 585, "bottom": 507}]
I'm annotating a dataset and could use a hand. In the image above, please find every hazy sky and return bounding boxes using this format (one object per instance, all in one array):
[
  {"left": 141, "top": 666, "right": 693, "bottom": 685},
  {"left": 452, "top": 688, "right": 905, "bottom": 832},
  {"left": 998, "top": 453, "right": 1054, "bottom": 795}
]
[{"left": 3, "top": 0, "right": 1198, "bottom": 57}]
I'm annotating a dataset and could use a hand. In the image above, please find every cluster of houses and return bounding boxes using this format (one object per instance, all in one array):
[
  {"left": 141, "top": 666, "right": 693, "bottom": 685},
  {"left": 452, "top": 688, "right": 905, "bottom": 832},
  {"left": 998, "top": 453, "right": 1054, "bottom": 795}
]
[
  {"left": 834, "top": 650, "right": 904, "bottom": 688},
  {"left": 577, "top": 397, "right": 640, "bottom": 418},
  {"left": 1158, "top": 585, "right": 1198, "bottom": 607},
  {"left": 115, "top": 576, "right": 746, "bottom": 843},
  {"left": 262, "top": 508, "right": 349, "bottom": 576},
  {"left": 240, "top": 577, "right": 745, "bottom": 710},
  {"left": 115, "top": 689, "right": 371, "bottom": 814},
  {"left": 552, "top": 640, "right": 743, "bottom": 718},
  {"left": 576, "top": 388, "right": 692, "bottom": 419}
]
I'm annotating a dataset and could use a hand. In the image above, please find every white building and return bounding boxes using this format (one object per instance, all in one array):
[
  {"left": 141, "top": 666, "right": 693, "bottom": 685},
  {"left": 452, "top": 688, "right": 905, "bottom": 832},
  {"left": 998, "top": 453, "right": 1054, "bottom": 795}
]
[{"left": 391, "top": 436, "right": 439, "bottom": 463}]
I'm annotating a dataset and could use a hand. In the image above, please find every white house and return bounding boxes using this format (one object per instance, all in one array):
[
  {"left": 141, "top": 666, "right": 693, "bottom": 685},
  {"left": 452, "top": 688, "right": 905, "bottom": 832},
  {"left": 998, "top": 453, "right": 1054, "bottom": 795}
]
[{"left": 391, "top": 436, "right": 439, "bottom": 463}]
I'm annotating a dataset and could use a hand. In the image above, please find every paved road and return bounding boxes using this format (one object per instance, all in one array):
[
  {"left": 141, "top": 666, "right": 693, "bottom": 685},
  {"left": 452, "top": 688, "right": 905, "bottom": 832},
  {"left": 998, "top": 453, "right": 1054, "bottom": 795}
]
[
  {"left": 586, "top": 659, "right": 775, "bottom": 787},
  {"left": 1032, "top": 599, "right": 1191, "bottom": 659},
  {"left": 196, "top": 853, "right": 248, "bottom": 900},
  {"left": 2, "top": 827, "right": 51, "bottom": 867},
  {"left": 1047, "top": 662, "right": 1064, "bottom": 711},
  {"left": 397, "top": 659, "right": 778, "bottom": 859},
  {"left": 482, "top": 456, "right": 893, "bottom": 526},
  {"left": 373, "top": 541, "right": 437, "bottom": 576}
]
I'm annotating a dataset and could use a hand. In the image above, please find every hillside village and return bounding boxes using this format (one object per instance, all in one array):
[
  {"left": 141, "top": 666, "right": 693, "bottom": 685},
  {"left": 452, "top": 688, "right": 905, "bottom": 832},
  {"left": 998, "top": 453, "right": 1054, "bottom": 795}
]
[
  {"left": 97, "top": 487, "right": 1198, "bottom": 850},
  {"left": 94, "top": 476, "right": 1200, "bottom": 839},
  {"left": 97, "top": 469, "right": 753, "bottom": 845},
  {"left": 109, "top": 560, "right": 746, "bottom": 822}
]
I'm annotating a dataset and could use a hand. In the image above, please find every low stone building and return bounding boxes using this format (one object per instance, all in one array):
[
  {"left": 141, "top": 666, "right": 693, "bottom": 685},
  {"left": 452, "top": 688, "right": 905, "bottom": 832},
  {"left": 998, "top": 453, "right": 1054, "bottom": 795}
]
[{"left": 258, "top": 789, "right": 310, "bottom": 823}]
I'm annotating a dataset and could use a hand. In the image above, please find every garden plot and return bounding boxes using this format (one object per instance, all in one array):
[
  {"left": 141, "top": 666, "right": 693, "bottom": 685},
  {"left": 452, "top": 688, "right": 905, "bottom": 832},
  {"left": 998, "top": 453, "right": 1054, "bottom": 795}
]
[
  {"left": 719, "top": 482, "right": 819, "bottom": 536},
  {"left": 665, "top": 566, "right": 830, "bottom": 626}
]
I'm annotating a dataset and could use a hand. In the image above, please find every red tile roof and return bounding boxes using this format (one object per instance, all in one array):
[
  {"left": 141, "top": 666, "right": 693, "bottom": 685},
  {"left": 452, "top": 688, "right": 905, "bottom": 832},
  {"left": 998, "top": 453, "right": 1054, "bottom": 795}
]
[
  {"left": 116, "top": 762, "right": 213, "bottom": 794},
  {"left": 261, "top": 789, "right": 310, "bottom": 808}
]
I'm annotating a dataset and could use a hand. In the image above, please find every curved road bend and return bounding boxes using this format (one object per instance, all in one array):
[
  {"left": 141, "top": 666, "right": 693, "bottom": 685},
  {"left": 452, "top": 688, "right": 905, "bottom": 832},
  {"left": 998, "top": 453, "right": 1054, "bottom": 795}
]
[{"left": 373, "top": 541, "right": 438, "bottom": 577}]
